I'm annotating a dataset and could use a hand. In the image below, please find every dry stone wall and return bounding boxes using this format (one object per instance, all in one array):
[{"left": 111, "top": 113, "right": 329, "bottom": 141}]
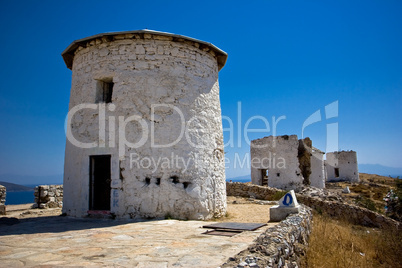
[
  {"left": 33, "top": 185, "right": 63, "bottom": 209},
  {"left": 227, "top": 182, "right": 400, "bottom": 229},
  {"left": 222, "top": 205, "right": 312, "bottom": 268},
  {"left": 0, "top": 185, "right": 5, "bottom": 215}
]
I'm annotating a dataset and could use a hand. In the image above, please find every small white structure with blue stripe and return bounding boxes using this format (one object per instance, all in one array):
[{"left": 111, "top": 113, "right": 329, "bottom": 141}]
[{"left": 270, "top": 190, "right": 300, "bottom": 221}]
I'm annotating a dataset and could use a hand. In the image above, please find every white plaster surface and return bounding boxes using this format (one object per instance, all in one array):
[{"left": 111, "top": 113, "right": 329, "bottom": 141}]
[
  {"left": 63, "top": 32, "right": 226, "bottom": 220},
  {"left": 325, "top": 151, "right": 359, "bottom": 183},
  {"left": 250, "top": 135, "right": 303, "bottom": 190},
  {"left": 310, "top": 148, "right": 325, "bottom": 189}
]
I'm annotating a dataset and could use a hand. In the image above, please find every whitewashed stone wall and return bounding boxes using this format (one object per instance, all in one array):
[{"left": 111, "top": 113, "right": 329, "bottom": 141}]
[
  {"left": 251, "top": 135, "right": 304, "bottom": 190},
  {"left": 62, "top": 31, "right": 227, "bottom": 220},
  {"left": 251, "top": 135, "right": 326, "bottom": 190},
  {"left": 310, "top": 148, "right": 325, "bottom": 188},
  {"left": 326, "top": 151, "right": 359, "bottom": 182}
]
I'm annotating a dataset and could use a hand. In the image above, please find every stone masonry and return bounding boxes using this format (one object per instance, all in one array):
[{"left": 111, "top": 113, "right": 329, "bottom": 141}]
[
  {"left": 227, "top": 182, "right": 400, "bottom": 230},
  {"left": 222, "top": 205, "right": 312, "bottom": 268},
  {"left": 0, "top": 185, "right": 5, "bottom": 215},
  {"left": 62, "top": 30, "right": 227, "bottom": 220},
  {"left": 251, "top": 135, "right": 326, "bottom": 190},
  {"left": 251, "top": 135, "right": 304, "bottom": 190},
  {"left": 326, "top": 150, "right": 359, "bottom": 182},
  {"left": 33, "top": 185, "right": 63, "bottom": 209}
]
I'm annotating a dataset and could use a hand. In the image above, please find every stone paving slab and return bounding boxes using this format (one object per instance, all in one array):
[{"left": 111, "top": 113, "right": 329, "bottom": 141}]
[{"left": 0, "top": 215, "right": 275, "bottom": 267}]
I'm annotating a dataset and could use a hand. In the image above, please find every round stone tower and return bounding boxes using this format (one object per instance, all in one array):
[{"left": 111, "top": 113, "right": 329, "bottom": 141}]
[{"left": 61, "top": 30, "right": 227, "bottom": 220}]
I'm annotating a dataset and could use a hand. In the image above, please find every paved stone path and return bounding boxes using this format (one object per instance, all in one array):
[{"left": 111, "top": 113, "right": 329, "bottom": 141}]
[{"left": 0, "top": 214, "right": 275, "bottom": 267}]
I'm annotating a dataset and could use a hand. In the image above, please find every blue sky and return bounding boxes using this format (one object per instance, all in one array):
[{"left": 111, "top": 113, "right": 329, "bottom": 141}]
[{"left": 0, "top": 0, "right": 401, "bottom": 181}]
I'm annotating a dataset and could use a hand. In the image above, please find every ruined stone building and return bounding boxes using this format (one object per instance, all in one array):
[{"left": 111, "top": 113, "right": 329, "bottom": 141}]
[
  {"left": 325, "top": 151, "right": 359, "bottom": 182},
  {"left": 61, "top": 30, "right": 227, "bottom": 220},
  {"left": 250, "top": 135, "right": 325, "bottom": 190},
  {"left": 251, "top": 135, "right": 359, "bottom": 190},
  {"left": 251, "top": 135, "right": 326, "bottom": 190}
]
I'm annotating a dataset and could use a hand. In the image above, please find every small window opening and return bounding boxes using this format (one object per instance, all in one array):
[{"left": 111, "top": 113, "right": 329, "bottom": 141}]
[
  {"left": 183, "top": 182, "right": 191, "bottom": 189},
  {"left": 170, "top": 176, "right": 179, "bottom": 184},
  {"left": 145, "top": 177, "right": 151, "bottom": 185},
  {"left": 156, "top": 178, "right": 161, "bottom": 185},
  {"left": 334, "top": 168, "right": 340, "bottom": 178},
  {"left": 96, "top": 79, "right": 114, "bottom": 103},
  {"left": 277, "top": 173, "right": 280, "bottom": 177}
]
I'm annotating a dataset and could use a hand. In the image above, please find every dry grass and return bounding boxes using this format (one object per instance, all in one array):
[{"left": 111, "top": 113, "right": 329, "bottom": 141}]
[
  {"left": 326, "top": 173, "right": 396, "bottom": 213},
  {"left": 303, "top": 212, "right": 402, "bottom": 268}
]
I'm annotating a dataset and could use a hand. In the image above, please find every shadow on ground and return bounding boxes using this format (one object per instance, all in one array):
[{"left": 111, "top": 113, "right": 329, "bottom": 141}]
[{"left": 0, "top": 216, "right": 158, "bottom": 236}]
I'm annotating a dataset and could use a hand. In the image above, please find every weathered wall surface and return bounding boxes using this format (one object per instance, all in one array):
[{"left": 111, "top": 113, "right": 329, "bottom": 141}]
[
  {"left": 227, "top": 182, "right": 400, "bottom": 229},
  {"left": 326, "top": 151, "right": 359, "bottom": 182},
  {"left": 0, "top": 185, "right": 5, "bottom": 215},
  {"left": 251, "top": 135, "right": 304, "bottom": 190},
  {"left": 33, "top": 185, "right": 63, "bottom": 209},
  {"left": 63, "top": 32, "right": 226, "bottom": 220},
  {"left": 310, "top": 148, "right": 325, "bottom": 188},
  {"left": 222, "top": 205, "right": 312, "bottom": 268}
]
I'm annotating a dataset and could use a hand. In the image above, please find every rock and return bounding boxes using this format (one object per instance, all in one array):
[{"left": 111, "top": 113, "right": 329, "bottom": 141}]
[
  {"left": 342, "top": 186, "right": 351, "bottom": 194},
  {"left": 237, "top": 262, "right": 248, "bottom": 268}
]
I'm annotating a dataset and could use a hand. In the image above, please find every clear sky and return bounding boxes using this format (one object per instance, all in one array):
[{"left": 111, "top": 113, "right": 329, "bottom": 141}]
[{"left": 0, "top": 0, "right": 401, "bottom": 181}]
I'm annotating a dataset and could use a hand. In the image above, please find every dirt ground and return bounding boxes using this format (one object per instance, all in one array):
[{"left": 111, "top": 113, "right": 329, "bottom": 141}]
[{"left": 216, "top": 196, "right": 272, "bottom": 223}]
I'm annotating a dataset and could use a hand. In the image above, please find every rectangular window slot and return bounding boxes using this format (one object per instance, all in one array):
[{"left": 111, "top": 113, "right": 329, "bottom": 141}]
[{"left": 96, "top": 79, "right": 114, "bottom": 103}]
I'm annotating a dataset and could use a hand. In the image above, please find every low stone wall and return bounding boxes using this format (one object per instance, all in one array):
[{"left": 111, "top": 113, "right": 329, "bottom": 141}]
[
  {"left": 33, "top": 185, "right": 63, "bottom": 209},
  {"left": 0, "top": 185, "right": 5, "bottom": 215},
  {"left": 222, "top": 205, "right": 312, "bottom": 268},
  {"left": 227, "top": 182, "right": 400, "bottom": 229}
]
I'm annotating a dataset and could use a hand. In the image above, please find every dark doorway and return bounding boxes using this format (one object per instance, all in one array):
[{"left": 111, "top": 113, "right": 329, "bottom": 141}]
[
  {"left": 261, "top": 169, "right": 268, "bottom": 186},
  {"left": 89, "top": 155, "right": 111, "bottom": 211},
  {"left": 334, "top": 168, "right": 340, "bottom": 178}
]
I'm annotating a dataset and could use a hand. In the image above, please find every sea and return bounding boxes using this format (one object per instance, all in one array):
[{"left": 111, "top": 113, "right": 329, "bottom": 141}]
[
  {"left": 226, "top": 179, "right": 250, "bottom": 183},
  {"left": 5, "top": 191, "right": 35, "bottom": 205}
]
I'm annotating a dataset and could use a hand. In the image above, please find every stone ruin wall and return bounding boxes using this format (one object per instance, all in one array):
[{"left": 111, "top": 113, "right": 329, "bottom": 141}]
[
  {"left": 298, "top": 137, "right": 312, "bottom": 186},
  {"left": 33, "top": 185, "right": 63, "bottom": 209},
  {"left": 251, "top": 135, "right": 304, "bottom": 190},
  {"left": 310, "top": 148, "right": 325, "bottom": 188},
  {"left": 63, "top": 32, "right": 226, "bottom": 220},
  {"left": 251, "top": 135, "right": 326, "bottom": 190},
  {"left": 0, "top": 185, "right": 5, "bottom": 215},
  {"left": 222, "top": 205, "right": 312, "bottom": 268},
  {"left": 326, "top": 151, "right": 359, "bottom": 182}
]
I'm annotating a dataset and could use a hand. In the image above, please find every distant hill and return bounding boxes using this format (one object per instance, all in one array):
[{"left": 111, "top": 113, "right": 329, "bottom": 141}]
[
  {"left": 0, "top": 181, "right": 34, "bottom": 192},
  {"left": 0, "top": 174, "right": 63, "bottom": 186},
  {"left": 358, "top": 164, "right": 402, "bottom": 178}
]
